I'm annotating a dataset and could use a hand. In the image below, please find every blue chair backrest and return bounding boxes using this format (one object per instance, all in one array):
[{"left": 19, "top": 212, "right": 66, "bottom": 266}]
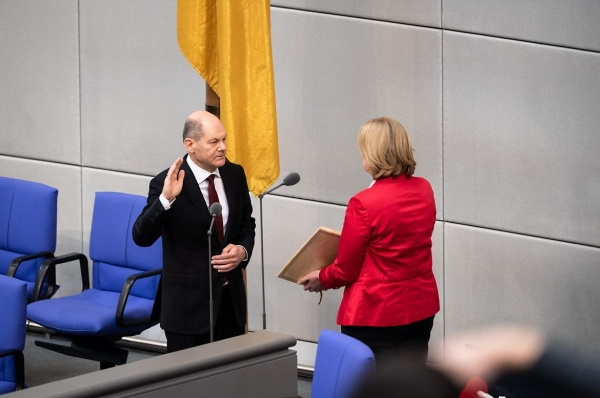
[
  {"left": 0, "top": 274, "right": 27, "bottom": 392},
  {"left": 89, "top": 192, "right": 161, "bottom": 300},
  {"left": 0, "top": 177, "right": 57, "bottom": 286},
  {"left": 312, "top": 330, "right": 376, "bottom": 398}
]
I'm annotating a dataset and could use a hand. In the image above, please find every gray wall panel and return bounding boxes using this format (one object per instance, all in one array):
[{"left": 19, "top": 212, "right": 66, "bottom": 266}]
[
  {"left": 442, "top": 0, "right": 600, "bottom": 52},
  {"left": 272, "top": 0, "right": 441, "bottom": 28},
  {"left": 247, "top": 195, "right": 346, "bottom": 340},
  {"left": 445, "top": 223, "right": 600, "bottom": 356},
  {"left": 272, "top": 8, "right": 442, "bottom": 208},
  {"left": 0, "top": 0, "right": 80, "bottom": 164},
  {"left": 79, "top": 0, "right": 205, "bottom": 175},
  {"left": 444, "top": 32, "right": 600, "bottom": 246}
]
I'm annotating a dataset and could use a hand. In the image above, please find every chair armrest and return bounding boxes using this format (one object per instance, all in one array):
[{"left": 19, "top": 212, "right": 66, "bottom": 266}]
[
  {"left": 116, "top": 268, "right": 162, "bottom": 328},
  {"left": 32, "top": 253, "right": 90, "bottom": 302},
  {"left": 7, "top": 251, "right": 55, "bottom": 276},
  {"left": 0, "top": 349, "right": 25, "bottom": 391},
  {"left": 8, "top": 251, "right": 57, "bottom": 301}
]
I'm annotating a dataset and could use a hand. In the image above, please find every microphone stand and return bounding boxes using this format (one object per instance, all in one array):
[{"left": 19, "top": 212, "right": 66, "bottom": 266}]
[
  {"left": 258, "top": 183, "right": 283, "bottom": 330},
  {"left": 258, "top": 194, "right": 266, "bottom": 330},
  {"left": 207, "top": 208, "right": 220, "bottom": 343},
  {"left": 207, "top": 222, "right": 215, "bottom": 343},
  {"left": 257, "top": 173, "right": 300, "bottom": 330}
]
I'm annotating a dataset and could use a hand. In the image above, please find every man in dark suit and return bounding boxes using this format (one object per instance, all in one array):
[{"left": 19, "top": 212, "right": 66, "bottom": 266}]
[{"left": 133, "top": 110, "right": 255, "bottom": 353}]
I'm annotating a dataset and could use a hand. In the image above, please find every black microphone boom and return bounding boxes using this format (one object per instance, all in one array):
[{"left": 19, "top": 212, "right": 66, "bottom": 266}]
[{"left": 260, "top": 172, "right": 301, "bottom": 198}]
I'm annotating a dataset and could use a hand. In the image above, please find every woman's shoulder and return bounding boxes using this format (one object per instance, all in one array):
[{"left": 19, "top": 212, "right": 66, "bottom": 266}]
[
  {"left": 406, "top": 175, "right": 433, "bottom": 189},
  {"left": 357, "top": 175, "right": 433, "bottom": 202},
  {"left": 374, "top": 174, "right": 432, "bottom": 189}
]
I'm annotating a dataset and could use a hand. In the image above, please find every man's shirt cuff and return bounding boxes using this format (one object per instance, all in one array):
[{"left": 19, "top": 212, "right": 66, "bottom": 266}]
[
  {"left": 159, "top": 194, "right": 176, "bottom": 210},
  {"left": 237, "top": 245, "right": 249, "bottom": 262}
]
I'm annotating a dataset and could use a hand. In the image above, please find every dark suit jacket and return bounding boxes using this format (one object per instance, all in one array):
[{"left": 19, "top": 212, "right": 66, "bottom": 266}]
[{"left": 132, "top": 156, "right": 255, "bottom": 334}]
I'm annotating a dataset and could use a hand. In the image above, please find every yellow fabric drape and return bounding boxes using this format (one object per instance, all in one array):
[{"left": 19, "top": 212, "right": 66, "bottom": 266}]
[{"left": 177, "top": 0, "right": 280, "bottom": 196}]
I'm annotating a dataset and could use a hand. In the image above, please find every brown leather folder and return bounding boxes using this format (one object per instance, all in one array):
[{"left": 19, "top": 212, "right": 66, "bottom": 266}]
[{"left": 277, "top": 227, "right": 341, "bottom": 283}]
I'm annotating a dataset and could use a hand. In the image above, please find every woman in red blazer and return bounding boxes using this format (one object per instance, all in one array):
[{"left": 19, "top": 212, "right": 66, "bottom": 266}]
[{"left": 299, "top": 117, "right": 439, "bottom": 365}]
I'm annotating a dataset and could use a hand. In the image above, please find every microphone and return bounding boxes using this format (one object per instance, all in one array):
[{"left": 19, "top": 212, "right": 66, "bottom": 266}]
[
  {"left": 282, "top": 172, "right": 301, "bottom": 186},
  {"left": 209, "top": 202, "right": 222, "bottom": 218},
  {"left": 207, "top": 202, "right": 222, "bottom": 343},
  {"left": 259, "top": 172, "right": 301, "bottom": 198},
  {"left": 258, "top": 172, "right": 301, "bottom": 329}
]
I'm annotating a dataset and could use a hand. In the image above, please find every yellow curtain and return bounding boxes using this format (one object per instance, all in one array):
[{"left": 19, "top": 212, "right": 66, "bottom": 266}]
[{"left": 177, "top": 0, "right": 280, "bottom": 196}]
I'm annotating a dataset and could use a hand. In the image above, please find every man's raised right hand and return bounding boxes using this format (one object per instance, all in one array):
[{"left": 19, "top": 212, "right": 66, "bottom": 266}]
[{"left": 163, "top": 157, "right": 185, "bottom": 201}]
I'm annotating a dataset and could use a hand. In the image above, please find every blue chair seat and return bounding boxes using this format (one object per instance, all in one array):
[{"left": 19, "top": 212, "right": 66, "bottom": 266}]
[{"left": 27, "top": 289, "right": 155, "bottom": 336}]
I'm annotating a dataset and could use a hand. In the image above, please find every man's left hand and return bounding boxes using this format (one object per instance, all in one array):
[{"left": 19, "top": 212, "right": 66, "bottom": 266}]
[{"left": 212, "top": 244, "right": 246, "bottom": 272}]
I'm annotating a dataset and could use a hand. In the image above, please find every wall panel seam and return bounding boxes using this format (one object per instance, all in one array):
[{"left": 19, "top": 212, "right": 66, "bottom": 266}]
[
  {"left": 441, "top": 27, "right": 600, "bottom": 54},
  {"left": 445, "top": 221, "right": 600, "bottom": 250},
  {"left": 271, "top": 5, "right": 599, "bottom": 55},
  {"left": 78, "top": 0, "right": 84, "bottom": 255},
  {"left": 270, "top": 5, "right": 442, "bottom": 31}
]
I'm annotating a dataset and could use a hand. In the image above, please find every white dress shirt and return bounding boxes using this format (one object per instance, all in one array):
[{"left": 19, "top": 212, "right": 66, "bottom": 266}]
[{"left": 184, "top": 156, "right": 229, "bottom": 234}]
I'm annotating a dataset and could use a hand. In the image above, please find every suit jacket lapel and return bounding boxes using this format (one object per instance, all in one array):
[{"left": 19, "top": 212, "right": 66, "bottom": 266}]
[{"left": 181, "top": 155, "right": 212, "bottom": 224}]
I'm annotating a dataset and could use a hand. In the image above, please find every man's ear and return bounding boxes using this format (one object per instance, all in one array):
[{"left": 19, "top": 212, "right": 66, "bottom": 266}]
[{"left": 183, "top": 138, "right": 194, "bottom": 153}]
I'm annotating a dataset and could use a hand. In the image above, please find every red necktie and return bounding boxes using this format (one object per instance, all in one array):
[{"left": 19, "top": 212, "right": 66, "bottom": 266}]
[{"left": 206, "top": 174, "right": 223, "bottom": 242}]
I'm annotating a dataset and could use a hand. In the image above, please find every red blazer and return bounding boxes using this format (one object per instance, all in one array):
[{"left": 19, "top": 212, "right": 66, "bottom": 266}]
[{"left": 319, "top": 174, "right": 439, "bottom": 327}]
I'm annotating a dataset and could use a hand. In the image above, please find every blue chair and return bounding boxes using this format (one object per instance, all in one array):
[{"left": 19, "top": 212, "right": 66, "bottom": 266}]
[
  {"left": 27, "top": 192, "right": 162, "bottom": 369},
  {"left": 312, "top": 330, "right": 376, "bottom": 398},
  {"left": 0, "top": 176, "right": 58, "bottom": 302},
  {"left": 0, "top": 275, "right": 27, "bottom": 394}
]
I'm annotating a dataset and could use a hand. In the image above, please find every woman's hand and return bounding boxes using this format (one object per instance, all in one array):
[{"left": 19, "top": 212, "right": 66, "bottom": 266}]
[{"left": 297, "top": 270, "right": 324, "bottom": 292}]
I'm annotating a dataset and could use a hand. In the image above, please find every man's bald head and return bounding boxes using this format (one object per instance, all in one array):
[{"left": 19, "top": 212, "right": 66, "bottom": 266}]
[
  {"left": 182, "top": 110, "right": 227, "bottom": 172},
  {"left": 182, "top": 110, "right": 223, "bottom": 141}
]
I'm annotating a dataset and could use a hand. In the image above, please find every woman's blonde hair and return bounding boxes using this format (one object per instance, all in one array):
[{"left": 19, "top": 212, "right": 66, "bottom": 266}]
[{"left": 357, "top": 117, "right": 416, "bottom": 179}]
